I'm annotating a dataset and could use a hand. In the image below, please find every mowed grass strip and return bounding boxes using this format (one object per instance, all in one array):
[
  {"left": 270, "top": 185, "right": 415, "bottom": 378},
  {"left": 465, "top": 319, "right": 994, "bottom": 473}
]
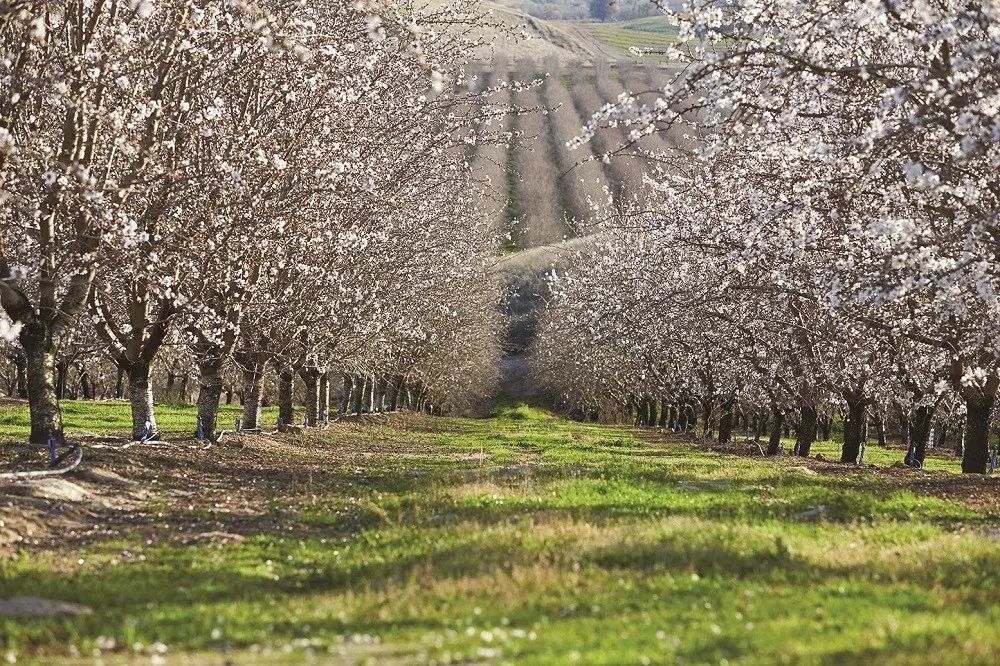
[
  {"left": 1, "top": 402, "right": 998, "bottom": 664},
  {"left": 585, "top": 19, "right": 681, "bottom": 54},
  {"left": 0, "top": 399, "right": 279, "bottom": 441}
]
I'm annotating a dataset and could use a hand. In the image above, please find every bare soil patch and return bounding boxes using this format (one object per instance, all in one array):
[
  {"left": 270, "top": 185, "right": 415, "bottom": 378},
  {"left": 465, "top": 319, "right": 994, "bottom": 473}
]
[{"left": 0, "top": 414, "right": 446, "bottom": 557}]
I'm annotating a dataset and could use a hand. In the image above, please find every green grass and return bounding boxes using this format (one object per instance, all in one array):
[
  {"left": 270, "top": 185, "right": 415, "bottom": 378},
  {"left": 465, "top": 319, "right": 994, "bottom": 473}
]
[
  {"left": 620, "top": 16, "right": 683, "bottom": 37},
  {"left": 2, "top": 402, "right": 998, "bottom": 664},
  {"left": 0, "top": 400, "right": 280, "bottom": 441},
  {"left": 803, "top": 436, "right": 961, "bottom": 472},
  {"left": 585, "top": 17, "right": 681, "bottom": 54}
]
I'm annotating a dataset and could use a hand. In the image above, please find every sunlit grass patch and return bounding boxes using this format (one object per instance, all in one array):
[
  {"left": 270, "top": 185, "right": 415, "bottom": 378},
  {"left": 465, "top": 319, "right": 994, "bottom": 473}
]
[
  {"left": 2, "top": 402, "right": 998, "bottom": 664},
  {"left": 0, "top": 400, "right": 279, "bottom": 441},
  {"left": 585, "top": 18, "right": 681, "bottom": 55}
]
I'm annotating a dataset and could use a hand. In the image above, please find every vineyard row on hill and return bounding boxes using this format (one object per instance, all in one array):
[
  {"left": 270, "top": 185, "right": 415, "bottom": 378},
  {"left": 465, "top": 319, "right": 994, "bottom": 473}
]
[{"left": 467, "top": 58, "right": 678, "bottom": 250}]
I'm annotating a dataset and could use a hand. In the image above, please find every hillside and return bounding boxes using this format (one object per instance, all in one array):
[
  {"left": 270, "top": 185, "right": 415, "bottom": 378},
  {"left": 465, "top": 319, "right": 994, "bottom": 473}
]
[{"left": 455, "top": 1, "right": 681, "bottom": 62}]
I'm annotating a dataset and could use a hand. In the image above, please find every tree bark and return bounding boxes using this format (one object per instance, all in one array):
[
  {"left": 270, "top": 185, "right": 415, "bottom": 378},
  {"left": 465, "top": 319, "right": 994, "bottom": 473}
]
[
  {"left": 795, "top": 402, "right": 817, "bottom": 457},
  {"left": 318, "top": 371, "right": 330, "bottom": 422},
  {"left": 352, "top": 376, "right": 364, "bottom": 415},
  {"left": 277, "top": 367, "right": 295, "bottom": 427},
  {"left": 840, "top": 399, "right": 866, "bottom": 464},
  {"left": 366, "top": 375, "right": 376, "bottom": 413},
  {"left": 242, "top": 366, "right": 264, "bottom": 430},
  {"left": 165, "top": 367, "right": 177, "bottom": 399},
  {"left": 388, "top": 375, "right": 403, "bottom": 411},
  {"left": 875, "top": 409, "right": 887, "bottom": 448},
  {"left": 906, "top": 404, "right": 934, "bottom": 468},
  {"left": 718, "top": 397, "right": 735, "bottom": 444},
  {"left": 767, "top": 405, "right": 783, "bottom": 456},
  {"left": 299, "top": 368, "right": 319, "bottom": 426},
  {"left": 55, "top": 358, "right": 68, "bottom": 400},
  {"left": 701, "top": 395, "right": 714, "bottom": 438},
  {"left": 755, "top": 409, "right": 768, "bottom": 442},
  {"left": 895, "top": 402, "right": 909, "bottom": 447},
  {"left": 76, "top": 362, "right": 93, "bottom": 400},
  {"left": 195, "top": 356, "right": 224, "bottom": 440},
  {"left": 340, "top": 374, "right": 353, "bottom": 416},
  {"left": 114, "top": 366, "right": 126, "bottom": 399},
  {"left": 374, "top": 376, "right": 388, "bottom": 413},
  {"left": 819, "top": 413, "right": 832, "bottom": 441},
  {"left": 962, "top": 395, "right": 994, "bottom": 474},
  {"left": 127, "top": 361, "right": 158, "bottom": 440},
  {"left": 21, "top": 324, "right": 63, "bottom": 444},
  {"left": 13, "top": 351, "right": 27, "bottom": 398}
]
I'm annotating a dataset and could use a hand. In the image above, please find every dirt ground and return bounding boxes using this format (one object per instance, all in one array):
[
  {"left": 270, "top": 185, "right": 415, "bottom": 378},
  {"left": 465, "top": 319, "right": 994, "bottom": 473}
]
[
  {"left": 3, "top": 416, "right": 999, "bottom": 560},
  {"left": 0, "top": 417, "right": 432, "bottom": 557}
]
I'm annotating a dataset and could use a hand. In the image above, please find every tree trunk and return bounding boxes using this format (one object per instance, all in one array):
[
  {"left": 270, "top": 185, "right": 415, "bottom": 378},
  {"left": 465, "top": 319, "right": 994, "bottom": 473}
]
[
  {"left": 366, "top": 375, "right": 376, "bottom": 413},
  {"left": 840, "top": 399, "right": 866, "bottom": 464},
  {"left": 352, "top": 376, "right": 364, "bottom": 415},
  {"left": 196, "top": 357, "right": 224, "bottom": 440},
  {"left": 14, "top": 351, "right": 27, "bottom": 398},
  {"left": 242, "top": 366, "right": 264, "bottom": 430},
  {"left": 896, "top": 402, "right": 909, "bottom": 447},
  {"left": 767, "top": 405, "right": 783, "bottom": 456},
  {"left": 819, "top": 413, "right": 832, "bottom": 441},
  {"left": 21, "top": 325, "right": 63, "bottom": 444},
  {"left": 224, "top": 386, "right": 234, "bottom": 404},
  {"left": 300, "top": 369, "right": 319, "bottom": 426},
  {"left": 701, "top": 395, "right": 714, "bottom": 438},
  {"left": 718, "top": 397, "right": 735, "bottom": 444},
  {"left": 935, "top": 424, "right": 947, "bottom": 448},
  {"left": 319, "top": 371, "right": 330, "bottom": 422},
  {"left": 127, "top": 361, "right": 157, "bottom": 441},
  {"left": 277, "top": 368, "right": 295, "bottom": 427},
  {"left": 340, "top": 374, "right": 353, "bottom": 415},
  {"left": 165, "top": 368, "right": 176, "bottom": 399},
  {"left": 55, "top": 358, "right": 68, "bottom": 400},
  {"left": 907, "top": 405, "right": 934, "bottom": 467},
  {"left": 755, "top": 409, "right": 768, "bottom": 442},
  {"left": 76, "top": 362, "right": 93, "bottom": 400},
  {"left": 374, "top": 376, "right": 388, "bottom": 413},
  {"left": 875, "top": 410, "right": 887, "bottom": 448},
  {"left": 388, "top": 375, "right": 403, "bottom": 412},
  {"left": 113, "top": 365, "right": 125, "bottom": 399},
  {"left": 795, "top": 403, "right": 817, "bottom": 457},
  {"left": 962, "top": 395, "right": 994, "bottom": 474}
]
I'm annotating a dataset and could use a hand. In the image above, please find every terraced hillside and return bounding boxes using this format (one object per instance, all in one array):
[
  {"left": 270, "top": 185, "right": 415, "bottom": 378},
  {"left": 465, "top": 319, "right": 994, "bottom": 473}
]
[
  {"left": 463, "top": 56, "right": 679, "bottom": 380},
  {"left": 450, "top": 2, "right": 685, "bottom": 382},
  {"left": 469, "top": 58, "right": 677, "bottom": 249}
]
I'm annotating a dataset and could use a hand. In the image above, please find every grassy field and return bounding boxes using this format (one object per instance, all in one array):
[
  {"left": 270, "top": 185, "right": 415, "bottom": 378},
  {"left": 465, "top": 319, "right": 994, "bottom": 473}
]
[
  {"left": 0, "top": 400, "right": 280, "bottom": 441},
  {"left": 2, "top": 401, "right": 999, "bottom": 664},
  {"left": 584, "top": 17, "right": 681, "bottom": 54}
]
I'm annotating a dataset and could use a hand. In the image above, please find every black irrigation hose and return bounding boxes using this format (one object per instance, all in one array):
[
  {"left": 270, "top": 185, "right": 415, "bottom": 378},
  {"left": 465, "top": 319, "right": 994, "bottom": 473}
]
[{"left": 0, "top": 443, "right": 83, "bottom": 481}]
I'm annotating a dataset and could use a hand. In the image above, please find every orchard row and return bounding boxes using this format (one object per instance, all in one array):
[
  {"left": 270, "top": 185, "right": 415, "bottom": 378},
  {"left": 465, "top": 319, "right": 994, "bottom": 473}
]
[{"left": 535, "top": 0, "right": 1000, "bottom": 474}]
